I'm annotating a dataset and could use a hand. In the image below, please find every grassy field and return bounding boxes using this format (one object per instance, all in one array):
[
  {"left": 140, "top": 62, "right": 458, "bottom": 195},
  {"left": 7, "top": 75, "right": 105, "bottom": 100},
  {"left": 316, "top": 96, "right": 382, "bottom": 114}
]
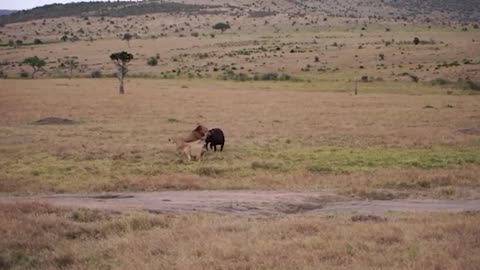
[
  {"left": 1, "top": 79, "right": 479, "bottom": 198},
  {"left": 1, "top": 202, "right": 479, "bottom": 270},
  {"left": 1, "top": 2, "right": 480, "bottom": 269}
]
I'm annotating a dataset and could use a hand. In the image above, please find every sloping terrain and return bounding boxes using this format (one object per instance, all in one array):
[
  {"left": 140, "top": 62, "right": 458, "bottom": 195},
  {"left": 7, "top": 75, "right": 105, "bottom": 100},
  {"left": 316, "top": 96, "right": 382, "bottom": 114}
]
[
  {"left": 173, "top": 0, "right": 480, "bottom": 21},
  {"left": 0, "top": 0, "right": 479, "bottom": 25},
  {"left": 0, "top": 1, "right": 220, "bottom": 25},
  {"left": 0, "top": 10, "right": 16, "bottom": 16}
]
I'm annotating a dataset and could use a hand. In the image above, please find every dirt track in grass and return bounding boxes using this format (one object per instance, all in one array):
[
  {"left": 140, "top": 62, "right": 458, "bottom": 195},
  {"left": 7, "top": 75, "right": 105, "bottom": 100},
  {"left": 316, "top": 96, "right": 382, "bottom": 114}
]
[{"left": 1, "top": 190, "right": 479, "bottom": 215}]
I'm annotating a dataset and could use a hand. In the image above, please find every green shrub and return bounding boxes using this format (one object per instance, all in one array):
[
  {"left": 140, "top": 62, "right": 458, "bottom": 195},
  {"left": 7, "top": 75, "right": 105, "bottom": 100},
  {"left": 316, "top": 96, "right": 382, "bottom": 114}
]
[
  {"left": 255, "top": 72, "right": 292, "bottom": 81},
  {"left": 251, "top": 161, "right": 283, "bottom": 171},
  {"left": 464, "top": 79, "right": 480, "bottom": 91},
  {"left": 20, "top": 70, "right": 29, "bottom": 78},
  {"left": 146, "top": 57, "right": 158, "bottom": 66},
  {"left": 402, "top": 72, "right": 419, "bottom": 83},
  {"left": 196, "top": 166, "right": 225, "bottom": 177},
  {"left": 431, "top": 78, "right": 451, "bottom": 85},
  {"left": 219, "top": 71, "right": 297, "bottom": 82},
  {"left": 90, "top": 70, "right": 102, "bottom": 78}
]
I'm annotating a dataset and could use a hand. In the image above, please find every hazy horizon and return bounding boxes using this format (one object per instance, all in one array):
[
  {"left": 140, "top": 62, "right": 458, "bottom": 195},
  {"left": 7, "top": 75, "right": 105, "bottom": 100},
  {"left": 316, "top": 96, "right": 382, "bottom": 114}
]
[{"left": 1, "top": 0, "right": 139, "bottom": 10}]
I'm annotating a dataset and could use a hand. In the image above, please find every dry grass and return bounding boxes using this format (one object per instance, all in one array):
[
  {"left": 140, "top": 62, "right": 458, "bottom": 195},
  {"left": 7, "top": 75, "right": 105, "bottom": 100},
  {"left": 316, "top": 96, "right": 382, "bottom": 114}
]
[
  {"left": 1, "top": 6, "right": 479, "bottom": 269},
  {"left": 1, "top": 79, "right": 480, "bottom": 196},
  {"left": 1, "top": 202, "right": 479, "bottom": 270}
]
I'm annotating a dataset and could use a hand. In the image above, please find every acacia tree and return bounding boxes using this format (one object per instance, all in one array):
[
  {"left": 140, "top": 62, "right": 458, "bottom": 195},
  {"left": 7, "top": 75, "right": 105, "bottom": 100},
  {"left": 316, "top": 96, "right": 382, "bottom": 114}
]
[
  {"left": 110, "top": 51, "right": 133, "bottom": 94},
  {"left": 212, "top": 22, "right": 230, "bottom": 33},
  {"left": 22, "top": 56, "right": 46, "bottom": 78},
  {"left": 122, "top": 33, "right": 133, "bottom": 47},
  {"left": 61, "top": 57, "right": 79, "bottom": 79}
]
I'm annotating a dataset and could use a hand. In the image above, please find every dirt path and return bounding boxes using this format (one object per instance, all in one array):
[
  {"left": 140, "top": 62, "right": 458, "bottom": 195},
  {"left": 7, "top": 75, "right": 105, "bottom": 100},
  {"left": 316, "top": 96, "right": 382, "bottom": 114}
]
[{"left": 1, "top": 191, "right": 480, "bottom": 215}]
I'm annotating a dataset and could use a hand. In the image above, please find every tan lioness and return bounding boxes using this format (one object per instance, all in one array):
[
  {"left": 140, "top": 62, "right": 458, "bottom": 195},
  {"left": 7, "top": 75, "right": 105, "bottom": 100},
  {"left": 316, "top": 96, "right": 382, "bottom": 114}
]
[
  {"left": 169, "top": 137, "right": 206, "bottom": 161},
  {"left": 168, "top": 124, "right": 208, "bottom": 161}
]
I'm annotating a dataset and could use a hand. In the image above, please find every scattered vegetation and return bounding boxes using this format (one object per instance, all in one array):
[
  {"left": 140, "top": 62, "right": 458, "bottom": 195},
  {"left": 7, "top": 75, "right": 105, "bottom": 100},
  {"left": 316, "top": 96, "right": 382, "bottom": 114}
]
[{"left": 220, "top": 71, "right": 298, "bottom": 82}]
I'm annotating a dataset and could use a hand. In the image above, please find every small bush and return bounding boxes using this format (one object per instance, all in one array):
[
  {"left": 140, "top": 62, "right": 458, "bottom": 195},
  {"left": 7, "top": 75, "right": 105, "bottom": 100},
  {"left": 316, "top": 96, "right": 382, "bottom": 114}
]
[
  {"left": 402, "top": 72, "right": 419, "bottom": 82},
  {"left": 146, "top": 57, "right": 158, "bottom": 66},
  {"left": 90, "top": 70, "right": 102, "bottom": 78},
  {"left": 231, "top": 73, "right": 250, "bottom": 81},
  {"left": 33, "top": 38, "right": 43, "bottom": 45},
  {"left": 259, "top": 72, "right": 280, "bottom": 80},
  {"left": 431, "top": 78, "right": 451, "bottom": 85},
  {"left": 196, "top": 166, "right": 224, "bottom": 177},
  {"left": 306, "top": 164, "right": 335, "bottom": 174},
  {"left": 464, "top": 79, "right": 480, "bottom": 91},
  {"left": 251, "top": 161, "right": 282, "bottom": 170},
  {"left": 20, "top": 70, "right": 29, "bottom": 78},
  {"left": 70, "top": 208, "right": 107, "bottom": 223},
  {"left": 220, "top": 71, "right": 297, "bottom": 82}
]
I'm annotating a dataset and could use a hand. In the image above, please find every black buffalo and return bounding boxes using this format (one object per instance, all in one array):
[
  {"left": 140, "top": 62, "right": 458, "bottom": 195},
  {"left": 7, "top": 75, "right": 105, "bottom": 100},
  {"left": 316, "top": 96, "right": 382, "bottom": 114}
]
[{"left": 205, "top": 128, "right": 225, "bottom": 152}]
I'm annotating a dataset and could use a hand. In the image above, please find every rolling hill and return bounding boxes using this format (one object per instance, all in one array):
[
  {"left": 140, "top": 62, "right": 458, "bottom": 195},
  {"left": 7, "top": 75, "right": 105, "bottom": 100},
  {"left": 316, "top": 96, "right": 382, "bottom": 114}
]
[
  {"left": 0, "top": 10, "right": 16, "bottom": 16},
  {"left": 0, "top": 0, "right": 478, "bottom": 25}
]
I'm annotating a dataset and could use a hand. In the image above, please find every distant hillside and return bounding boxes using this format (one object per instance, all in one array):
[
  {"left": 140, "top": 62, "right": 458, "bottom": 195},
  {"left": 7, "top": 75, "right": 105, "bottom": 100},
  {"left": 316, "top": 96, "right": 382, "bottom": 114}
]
[
  {"left": 0, "top": 10, "right": 16, "bottom": 16},
  {"left": 385, "top": 0, "right": 480, "bottom": 22},
  {"left": 172, "top": 0, "right": 480, "bottom": 22},
  {"left": 0, "top": 0, "right": 478, "bottom": 25},
  {"left": 0, "top": 1, "right": 220, "bottom": 25}
]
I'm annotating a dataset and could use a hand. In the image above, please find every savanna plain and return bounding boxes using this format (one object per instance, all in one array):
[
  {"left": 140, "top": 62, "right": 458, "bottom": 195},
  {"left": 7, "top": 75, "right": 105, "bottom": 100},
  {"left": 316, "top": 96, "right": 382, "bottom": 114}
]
[{"left": 1, "top": 0, "right": 480, "bottom": 269}]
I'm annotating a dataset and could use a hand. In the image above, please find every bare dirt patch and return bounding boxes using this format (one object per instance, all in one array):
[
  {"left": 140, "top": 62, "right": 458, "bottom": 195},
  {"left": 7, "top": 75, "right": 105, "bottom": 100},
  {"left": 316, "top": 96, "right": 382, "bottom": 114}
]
[{"left": 2, "top": 191, "right": 479, "bottom": 216}]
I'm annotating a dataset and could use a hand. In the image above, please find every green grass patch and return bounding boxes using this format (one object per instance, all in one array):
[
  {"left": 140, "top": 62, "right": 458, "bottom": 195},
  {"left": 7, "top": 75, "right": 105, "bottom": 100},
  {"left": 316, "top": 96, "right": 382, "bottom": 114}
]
[
  {"left": 243, "top": 145, "right": 480, "bottom": 172},
  {"left": 1, "top": 144, "right": 480, "bottom": 193}
]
